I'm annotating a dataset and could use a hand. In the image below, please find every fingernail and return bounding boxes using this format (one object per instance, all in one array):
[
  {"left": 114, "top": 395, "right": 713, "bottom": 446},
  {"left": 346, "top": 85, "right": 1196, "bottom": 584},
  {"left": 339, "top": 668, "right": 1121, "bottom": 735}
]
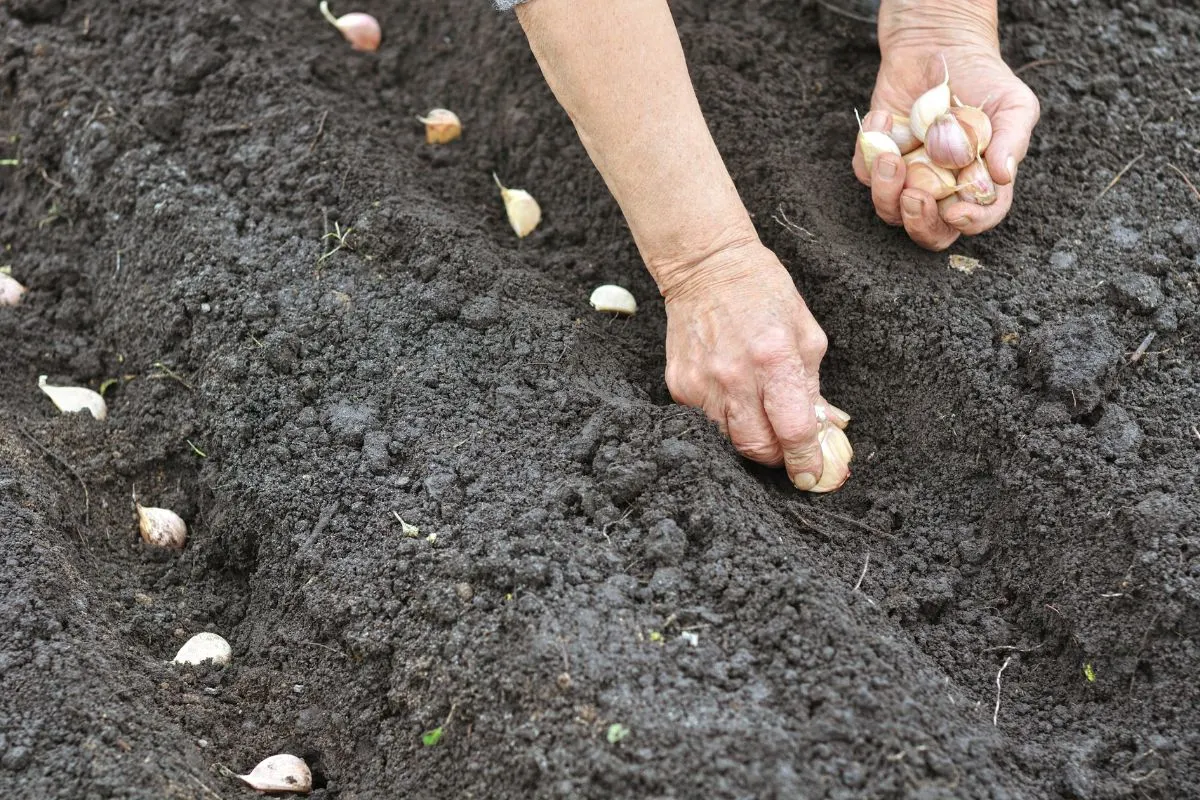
[
  {"left": 949, "top": 214, "right": 972, "bottom": 230},
  {"left": 794, "top": 472, "right": 818, "bottom": 491},
  {"left": 826, "top": 404, "right": 852, "bottom": 426},
  {"left": 876, "top": 158, "right": 897, "bottom": 180},
  {"left": 865, "top": 110, "right": 891, "bottom": 131},
  {"left": 901, "top": 196, "right": 923, "bottom": 217},
  {"left": 1006, "top": 156, "right": 1017, "bottom": 182}
]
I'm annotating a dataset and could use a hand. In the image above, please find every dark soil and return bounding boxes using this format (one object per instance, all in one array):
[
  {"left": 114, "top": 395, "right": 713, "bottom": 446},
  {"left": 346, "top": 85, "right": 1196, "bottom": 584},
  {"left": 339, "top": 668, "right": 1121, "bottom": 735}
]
[{"left": 2, "top": 0, "right": 1198, "bottom": 797}]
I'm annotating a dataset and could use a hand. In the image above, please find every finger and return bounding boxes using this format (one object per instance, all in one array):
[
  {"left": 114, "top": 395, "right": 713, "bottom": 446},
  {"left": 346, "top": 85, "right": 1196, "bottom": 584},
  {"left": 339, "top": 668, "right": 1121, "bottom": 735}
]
[
  {"left": 983, "top": 83, "right": 1040, "bottom": 185},
  {"left": 900, "top": 189, "right": 960, "bottom": 251},
  {"left": 816, "top": 396, "right": 851, "bottom": 430},
  {"left": 726, "top": 399, "right": 784, "bottom": 467},
  {"left": 852, "top": 110, "right": 895, "bottom": 186},
  {"left": 761, "top": 367, "right": 823, "bottom": 491},
  {"left": 870, "top": 153, "right": 906, "bottom": 226},
  {"left": 937, "top": 182, "right": 1014, "bottom": 236}
]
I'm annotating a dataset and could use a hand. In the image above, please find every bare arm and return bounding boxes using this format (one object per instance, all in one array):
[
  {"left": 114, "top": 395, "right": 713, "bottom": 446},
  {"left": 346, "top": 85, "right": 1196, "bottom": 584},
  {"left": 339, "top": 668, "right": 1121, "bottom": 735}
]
[{"left": 516, "top": 0, "right": 848, "bottom": 492}]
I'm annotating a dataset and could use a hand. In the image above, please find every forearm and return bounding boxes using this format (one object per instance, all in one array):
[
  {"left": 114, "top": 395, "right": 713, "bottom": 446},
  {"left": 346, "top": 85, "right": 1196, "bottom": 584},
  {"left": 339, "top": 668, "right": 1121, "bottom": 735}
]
[{"left": 515, "top": 0, "right": 756, "bottom": 296}]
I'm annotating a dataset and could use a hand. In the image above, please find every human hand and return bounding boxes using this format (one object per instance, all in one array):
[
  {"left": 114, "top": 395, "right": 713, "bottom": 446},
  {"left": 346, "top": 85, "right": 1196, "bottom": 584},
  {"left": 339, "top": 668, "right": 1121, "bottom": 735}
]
[
  {"left": 658, "top": 240, "right": 851, "bottom": 492},
  {"left": 852, "top": 1, "right": 1040, "bottom": 250}
]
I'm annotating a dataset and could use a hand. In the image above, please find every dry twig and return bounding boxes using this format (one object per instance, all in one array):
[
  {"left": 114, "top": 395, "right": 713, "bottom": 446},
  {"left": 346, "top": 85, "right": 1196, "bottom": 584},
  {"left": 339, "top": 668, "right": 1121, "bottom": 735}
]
[
  {"left": 993, "top": 656, "right": 1013, "bottom": 727},
  {"left": 1166, "top": 163, "right": 1200, "bottom": 203},
  {"left": 1095, "top": 152, "right": 1145, "bottom": 203},
  {"left": 17, "top": 425, "right": 91, "bottom": 528}
]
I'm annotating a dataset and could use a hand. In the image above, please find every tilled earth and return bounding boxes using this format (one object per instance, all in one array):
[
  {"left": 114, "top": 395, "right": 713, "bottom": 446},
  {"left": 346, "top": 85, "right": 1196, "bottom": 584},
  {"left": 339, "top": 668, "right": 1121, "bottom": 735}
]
[{"left": 1, "top": 0, "right": 1198, "bottom": 797}]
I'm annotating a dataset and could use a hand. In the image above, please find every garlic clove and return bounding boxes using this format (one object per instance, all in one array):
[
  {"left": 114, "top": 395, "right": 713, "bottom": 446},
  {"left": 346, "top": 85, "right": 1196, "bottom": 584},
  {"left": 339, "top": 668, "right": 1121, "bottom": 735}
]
[
  {"left": 319, "top": 1, "right": 380, "bottom": 52},
  {"left": 417, "top": 108, "right": 462, "bottom": 144},
  {"left": 589, "top": 284, "right": 637, "bottom": 316},
  {"left": 238, "top": 754, "right": 312, "bottom": 795},
  {"left": 924, "top": 113, "right": 977, "bottom": 170},
  {"left": 909, "top": 56, "right": 952, "bottom": 142},
  {"left": 810, "top": 423, "right": 854, "bottom": 493},
  {"left": 173, "top": 632, "right": 232, "bottom": 666},
  {"left": 902, "top": 148, "right": 958, "bottom": 200},
  {"left": 855, "top": 109, "right": 901, "bottom": 173},
  {"left": 136, "top": 503, "right": 188, "bottom": 549},
  {"left": 493, "top": 173, "right": 541, "bottom": 238},
  {"left": 0, "top": 273, "right": 27, "bottom": 306},
  {"left": 887, "top": 115, "right": 921, "bottom": 154},
  {"left": 955, "top": 157, "right": 997, "bottom": 205},
  {"left": 949, "top": 103, "right": 992, "bottom": 154},
  {"left": 822, "top": 403, "right": 851, "bottom": 430},
  {"left": 38, "top": 375, "right": 107, "bottom": 420}
]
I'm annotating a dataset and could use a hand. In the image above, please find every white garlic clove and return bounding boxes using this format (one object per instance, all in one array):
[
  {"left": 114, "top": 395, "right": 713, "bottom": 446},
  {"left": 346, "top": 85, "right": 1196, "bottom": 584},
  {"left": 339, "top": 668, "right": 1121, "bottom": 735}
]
[
  {"left": 493, "top": 174, "right": 541, "bottom": 238},
  {"left": 38, "top": 375, "right": 107, "bottom": 420},
  {"left": 955, "top": 157, "right": 997, "bottom": 206},
  {"left": 589, "top": 284, "right": 637, "bottom": 316},
  {"left": 0, "top": 273, "right": 27, "bottom": 306},
  {"left": 949, "top": 103, "right": 992, "bottom": 154},
  {"left": 909, "top": 56, "right": 952, "bottom": 142},
  {"left": 821, "top": 403, "right": 852, "bottom": 430},
  {"left": 319, "top": 1, "right": 380, "bottom": 52},
  {"left": 136, "top": 503, "right": 188, "bottom": 549},
  {"left": 417, "top": 108, "right": 462, "bottom": 144},
  {"left": 924, "top": 113, "right": 977, "bottom": 170},
  {"left": 855, "top": 109, "right": 901, "bottom": 174},
  {"left": 887, "top": 115, "right": 921, "bottom": 154},
  {"left": 238, "top": 754, "right": 313, "bottom": 795},
  {"left": 902, "top": 148, "right": 959, "bottom": 200},
  {"left": 810, "top": 423, "right": 854, "bottom": 493},
  {"left": 173, "top": 632, "right": 232, "bottom": 666}
]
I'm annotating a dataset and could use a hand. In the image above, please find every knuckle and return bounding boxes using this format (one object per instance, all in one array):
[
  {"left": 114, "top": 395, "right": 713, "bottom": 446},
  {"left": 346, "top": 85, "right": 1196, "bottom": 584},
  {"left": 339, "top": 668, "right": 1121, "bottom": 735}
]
[{"left": 733, "top": 438, "right": 782, "bottom": 464}]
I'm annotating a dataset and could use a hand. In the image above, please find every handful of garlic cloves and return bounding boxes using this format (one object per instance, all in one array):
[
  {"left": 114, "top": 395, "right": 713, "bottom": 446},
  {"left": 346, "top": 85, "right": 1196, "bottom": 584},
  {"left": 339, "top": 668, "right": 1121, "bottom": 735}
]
[{"left": 858, "top": 58, "right": 998, "bottom": 210}]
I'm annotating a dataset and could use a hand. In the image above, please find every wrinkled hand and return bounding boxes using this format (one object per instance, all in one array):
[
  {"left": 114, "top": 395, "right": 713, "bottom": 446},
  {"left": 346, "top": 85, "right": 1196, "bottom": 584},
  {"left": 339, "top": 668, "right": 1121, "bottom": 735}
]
[
  {"left": 852, "top": 2, "right": 1040, "bottom": 250},
  {"left": 660, "top": 241, "right": 849, "bottom": 492}
]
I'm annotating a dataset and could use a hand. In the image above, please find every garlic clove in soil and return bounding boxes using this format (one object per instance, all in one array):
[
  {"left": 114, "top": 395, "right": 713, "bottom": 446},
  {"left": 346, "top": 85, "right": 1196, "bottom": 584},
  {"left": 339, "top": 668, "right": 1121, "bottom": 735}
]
[
  {"left": 173, "top": 632, "right": 232, "bottom": 666},
  {"left": 319, "top": 1, "right": 381, "bottom": 52},
  {"left": 493, "top": 173, "right": 541, "bottom": 238},
  {"left": 589, "top": 284, "right": 637, "bottom": 316},
  {"left": 38, "top": 375, "right": 107, "bottom": 420},
  {"left": 0, "top": 272, "right": 27, "bottom": 306},
  {"left": 855, "top": 109, "right": 901, "bottom": 173},
  {"left": 955, "top": 157, "right": 997, "bottom": 206},
  {"left": 908, "top": 56, "right": 952, "bottom": 142},
  {"left": 417, "top": 108, "right": 462, "bottom": 144},
  {"left": 237, "top": 754, "right": 313, "bottom": 795},
  {"left": 902, "top": 148, "right": 959, "bottom": 200},
  {"left": 811, "top": 419, "right": 854, "bottom": 494},
  {"left": 136, "top": 503, "right": 188, "bottom": 549}
]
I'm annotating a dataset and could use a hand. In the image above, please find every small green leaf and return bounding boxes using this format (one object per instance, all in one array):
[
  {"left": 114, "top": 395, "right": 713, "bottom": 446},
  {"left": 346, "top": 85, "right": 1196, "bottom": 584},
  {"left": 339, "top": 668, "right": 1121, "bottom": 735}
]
[
  {"left": 422, "top": 727, "right": 444, "bottom": 747},
  {"left": 606, "top": 723, "right": 630, "bottom": 745},
  {"left": 1083, "top": 663, "right": 1096, "bottom": 682}
]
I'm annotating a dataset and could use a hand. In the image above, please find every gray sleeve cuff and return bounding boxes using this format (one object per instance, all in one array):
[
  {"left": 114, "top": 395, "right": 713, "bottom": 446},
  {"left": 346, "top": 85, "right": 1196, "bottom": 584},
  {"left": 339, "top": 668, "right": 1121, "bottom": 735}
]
[{"left": 494, "top": 0, "right": 527, "bottom": 9}]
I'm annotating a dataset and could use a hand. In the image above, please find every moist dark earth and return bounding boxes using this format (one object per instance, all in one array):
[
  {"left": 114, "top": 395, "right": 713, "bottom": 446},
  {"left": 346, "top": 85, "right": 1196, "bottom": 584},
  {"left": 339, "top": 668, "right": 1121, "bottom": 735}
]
[{"left": 1, "top": 0, "right": 1198, "bottom": 797}]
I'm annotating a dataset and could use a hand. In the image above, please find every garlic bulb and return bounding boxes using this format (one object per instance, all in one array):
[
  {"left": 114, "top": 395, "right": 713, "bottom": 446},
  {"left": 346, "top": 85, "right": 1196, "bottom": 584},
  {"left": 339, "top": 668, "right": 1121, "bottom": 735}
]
[
  {"left": 955, "top": 157, "right": 997, "bottom": 206},
  {"left": 173, "top": 632, "right": 232, "bottom": 666},
  {"left": 855, "top": 109, "right": 900, "bottom": 174},
  {"left": 0, "top": 272, "right": 26, "bottom": 306},
  {"left": 811, "top": 421, "right": 854, "bottom": 493},
  {"left": 238, "top": 754, "right": 312, "bottom": 795},
  {"left": 909, "top": 56, "right": 951, "bottom": 142},
  {"left": 319, "top": 1, "right": 380, "bottom": 52},
  {"left": 902, "top": 148, "right": 958, "bottom": 200},
  {"left": 137, "top": 503, "right": 188, "bottom": 549},
  {"left": 493, "top": 173, "right": 541, "bottom": 238},
  {"left": 949, "top": 103, "right": 992, "bottom": 154},
  {"left": 589, "top": 284, "right": 637, "bottom": 316},
  {"left": 886, "top": 115, "right": 921, "bottom": 154},
  {"left": 38, "top": 375, "right": 107, "bottom": 420},
  {"left": 417, "top": 108, "right": 462, "bottom": 144}
]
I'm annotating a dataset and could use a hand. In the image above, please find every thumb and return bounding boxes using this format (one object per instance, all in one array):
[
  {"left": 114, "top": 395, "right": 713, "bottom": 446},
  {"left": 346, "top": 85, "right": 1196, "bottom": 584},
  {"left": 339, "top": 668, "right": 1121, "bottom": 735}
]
[{"left": 983, "top": 84, "right": 1040, "bottom": 185}]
